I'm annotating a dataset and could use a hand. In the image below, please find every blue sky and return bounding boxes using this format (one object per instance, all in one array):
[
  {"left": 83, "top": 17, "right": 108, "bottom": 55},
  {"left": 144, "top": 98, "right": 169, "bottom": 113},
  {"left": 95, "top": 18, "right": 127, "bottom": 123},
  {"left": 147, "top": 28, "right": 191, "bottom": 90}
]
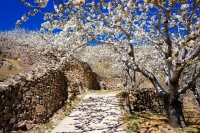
[
  {"left": 0, "top": 0, "right": 54, "bottom": 31},
  {"left": 0, "top": 0, "right": 103, "bottom": 31}
]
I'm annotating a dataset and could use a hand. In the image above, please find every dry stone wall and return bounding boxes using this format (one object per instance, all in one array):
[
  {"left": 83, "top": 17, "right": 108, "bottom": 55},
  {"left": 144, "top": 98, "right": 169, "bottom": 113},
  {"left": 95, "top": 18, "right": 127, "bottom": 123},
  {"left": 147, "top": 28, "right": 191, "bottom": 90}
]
[
  {"left": 64, "top": 56, "right": 101, "bottom": 92},
  {"left": 0, "top": 56, "right": 100, "bottom": 132},
  {"left": 120, "top": 88, "right": 165, "bottom": 114}
]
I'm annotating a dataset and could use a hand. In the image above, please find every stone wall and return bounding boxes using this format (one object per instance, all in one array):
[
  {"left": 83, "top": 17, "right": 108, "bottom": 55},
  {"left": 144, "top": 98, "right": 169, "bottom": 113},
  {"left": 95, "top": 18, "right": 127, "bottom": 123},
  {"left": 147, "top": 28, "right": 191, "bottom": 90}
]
[
  {"left": 0, "top": 57, "right": 100, "bottom": 132},
  {"left": 119, "top": 88, "right": 165, "bottom": 114},
  {"left": 64, "top": 56, "right": 101, "bottom": 92}
]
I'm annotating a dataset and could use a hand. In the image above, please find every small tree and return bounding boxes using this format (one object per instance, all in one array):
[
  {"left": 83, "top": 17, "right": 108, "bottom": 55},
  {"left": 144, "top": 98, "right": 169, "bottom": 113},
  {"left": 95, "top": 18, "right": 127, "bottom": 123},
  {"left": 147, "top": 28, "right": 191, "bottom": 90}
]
[{"left": 19, "top": 0, "right": 200, "bottom": 128}]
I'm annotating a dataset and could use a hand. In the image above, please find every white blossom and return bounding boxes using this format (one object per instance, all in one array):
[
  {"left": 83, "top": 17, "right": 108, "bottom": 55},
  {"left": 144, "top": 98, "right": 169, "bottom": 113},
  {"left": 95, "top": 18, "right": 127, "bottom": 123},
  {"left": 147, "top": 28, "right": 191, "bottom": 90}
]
[
  {"left": 41, "top": 21, "right": 51, "bottom": 29},
  {"left": 181, "top": 4, "right": 189, "bottom": 10},
  {"left": 112, "top": 15, "right": 118, "bottom": 21},
  {"left": 87, "top": 17, "right": 91, "bottom": 21},
  {"left": 188, "top": 40, "right": 195, "bottom": 46},
  {"left": 35, "top": 0, "right": 49, "bottom": 8},
  {"left": 130, "top": 40, "right": 134, "bottom": 43},
  {"left": 40, "top": 28, "right": 44, "bottom": 33},
  {"left": 21, "top": 14, "right": 28, "bottom": 22},
  {"left": 127, "top": 0, "right": 133, "bottom": 9},
  {"left": 54, "top": 5, "right": 59, "bottom": 13},
  {"left": 15, "top": 20, "right": 21, "bottom": 26},
  {"left": 175, "top": 15, "right": 182, "bottom": 20}
]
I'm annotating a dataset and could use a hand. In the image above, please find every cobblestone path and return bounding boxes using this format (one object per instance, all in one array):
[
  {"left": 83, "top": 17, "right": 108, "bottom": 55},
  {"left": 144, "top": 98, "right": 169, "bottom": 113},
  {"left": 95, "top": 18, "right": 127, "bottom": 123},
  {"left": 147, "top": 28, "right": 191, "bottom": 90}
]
[{"left": 51, "top": 94, "right": 126, "bottom": 133}]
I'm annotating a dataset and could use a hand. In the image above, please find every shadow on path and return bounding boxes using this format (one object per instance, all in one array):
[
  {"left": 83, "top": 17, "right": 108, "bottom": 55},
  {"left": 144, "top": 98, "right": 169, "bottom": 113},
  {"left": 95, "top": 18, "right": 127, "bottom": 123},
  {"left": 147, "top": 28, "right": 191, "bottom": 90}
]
[{"left": 51, "top": 94, "right": 126, "bottom": 133}]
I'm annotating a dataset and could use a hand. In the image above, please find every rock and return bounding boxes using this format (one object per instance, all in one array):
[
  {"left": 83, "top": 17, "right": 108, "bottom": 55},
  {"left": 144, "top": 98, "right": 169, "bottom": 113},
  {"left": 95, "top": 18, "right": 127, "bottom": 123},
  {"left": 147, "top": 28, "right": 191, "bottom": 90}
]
[
  {"left": 4, "top": 106, "right": 11, "bottom": 113},
  {"left": 0, "top": 121, "right": 7, "bottom": 127},
  {"left": 148, "top": 127, "right": 159, "bottom": 132},
  {"left": 158, "top": 125, "right": 163, "bottom": 130},
  {"left": 18, "top": 120, "right": 27, "bottom": 128},
  {"left": 37, "top": 72, "right": 44, "bottom": 78},
  {"left": 18, "top": 73, "right": 26, "bottom": 77},
  {"left": 0, "top": 60, "right": 12, "bottom": 70},
  {"left": 9, "top": 118, "right": 16, "bottom": 124},
  {"left": 140, "top": 128, "right": 148, "bottom": 133},
  {"left": 0, "top": 83, "right": 10, "bottom": 90},
  {"left": 156, "top": 130, "right": 163, "bottom": 133},
  {"left": 14, "top": 75, "right": 21, "bottom": 81},
  {"left": 2, "top": 113, "right": 12, "bottom": 121},
  {"left": 45, "top": 130, "right": 50, "bottom": 133},
  {"left": 26, "top": 123, "right": 35, "bottom": 130},
  {"left": 116, "top": 83, "right": 123, "bottom": 88},
  {"left": 100, "top": 81, "right": 106, "bottom": 90},
  {"left": 4, "top": 100, "right": 12, "bottom": 106},
  {"left": 16, "top": 93, "right": 22, "bottom": 100},
  {"left": 6, "top": 78, "right": 17, "bottom": 85},
  {"left": 0, "top": 110, "right": 3, "bottom": 116},
  {"left": 36, "top": 104, "right": 46, "bottom": 113},
  {"left": 162, "top": 128, "right": 173, "bottom": 133},
  {"left": 26, "top": 75, "right": 34, "bottom": 81},
  {"left": 26, "top": 91, "right": 33, "bottom": 96}
]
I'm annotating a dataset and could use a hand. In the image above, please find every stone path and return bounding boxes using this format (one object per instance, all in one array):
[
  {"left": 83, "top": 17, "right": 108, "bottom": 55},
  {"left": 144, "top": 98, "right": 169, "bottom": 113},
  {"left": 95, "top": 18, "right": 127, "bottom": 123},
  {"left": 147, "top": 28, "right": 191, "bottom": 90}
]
[{"left": 51, "top": 93, "right": 126, "bottom": 133}]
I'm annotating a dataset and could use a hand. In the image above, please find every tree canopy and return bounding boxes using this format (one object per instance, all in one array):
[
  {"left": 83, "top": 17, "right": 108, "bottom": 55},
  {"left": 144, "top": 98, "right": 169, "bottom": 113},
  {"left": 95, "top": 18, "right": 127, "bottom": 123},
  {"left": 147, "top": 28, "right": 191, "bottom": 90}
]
[{"left": 18, "top": 0, "right": 200, "bottom": 128}]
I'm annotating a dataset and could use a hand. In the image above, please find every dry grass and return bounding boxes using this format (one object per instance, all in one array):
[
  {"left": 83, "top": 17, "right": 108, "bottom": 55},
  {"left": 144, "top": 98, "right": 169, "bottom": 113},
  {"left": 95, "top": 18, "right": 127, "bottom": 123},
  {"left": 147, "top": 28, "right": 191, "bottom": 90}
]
[
  {"left": 0, "top": 58, "right": 33, "bottom": 79},
  {"left": 121, "top": 101, "right": 200, "bottom": 133},
  {"left": 122, "top": 112, "right": 168, "bottom": 133},
  {"left": 138, "top": 80, "right": 154, "bottom": 88},
  {"left": 0, "top": 58, "right": 24, "bottom": 78},
  {"left": 87, "top": 89, "right": 123, "bottom": 95}
]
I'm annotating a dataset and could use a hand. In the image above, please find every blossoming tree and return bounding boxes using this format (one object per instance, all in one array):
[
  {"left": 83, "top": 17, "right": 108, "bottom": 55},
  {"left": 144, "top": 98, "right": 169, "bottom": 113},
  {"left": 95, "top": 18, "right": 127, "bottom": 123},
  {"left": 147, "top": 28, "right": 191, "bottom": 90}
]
[{"left": 18, "top": 0, "right": 200, "bottom": 128}]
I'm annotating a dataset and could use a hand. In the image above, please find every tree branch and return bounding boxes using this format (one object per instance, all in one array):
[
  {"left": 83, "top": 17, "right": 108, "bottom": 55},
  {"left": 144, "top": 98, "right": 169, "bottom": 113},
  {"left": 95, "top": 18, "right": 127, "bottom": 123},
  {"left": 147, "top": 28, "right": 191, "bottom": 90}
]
[
  {"left": 132, "top": 59, "right": 167, "bottom": 97},
  {"left": 186, "top": 44, "right": 200, "bottom": 61},
  {"left": 178, "top": 68, "right": 200, "bottom": 95}
]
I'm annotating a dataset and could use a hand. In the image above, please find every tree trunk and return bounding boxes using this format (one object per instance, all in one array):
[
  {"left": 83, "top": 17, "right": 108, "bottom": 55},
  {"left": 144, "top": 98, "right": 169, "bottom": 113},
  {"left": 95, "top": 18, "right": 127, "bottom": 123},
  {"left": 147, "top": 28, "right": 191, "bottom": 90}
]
[
  {"left": 191, "top": 82, "right": 200, "bottom": 106},
  {"left": 130, "top": 69, "right": 136, "bottom": 88},
  {"left": 165, "top": 95, "right": 187, "bottom": 128}
]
